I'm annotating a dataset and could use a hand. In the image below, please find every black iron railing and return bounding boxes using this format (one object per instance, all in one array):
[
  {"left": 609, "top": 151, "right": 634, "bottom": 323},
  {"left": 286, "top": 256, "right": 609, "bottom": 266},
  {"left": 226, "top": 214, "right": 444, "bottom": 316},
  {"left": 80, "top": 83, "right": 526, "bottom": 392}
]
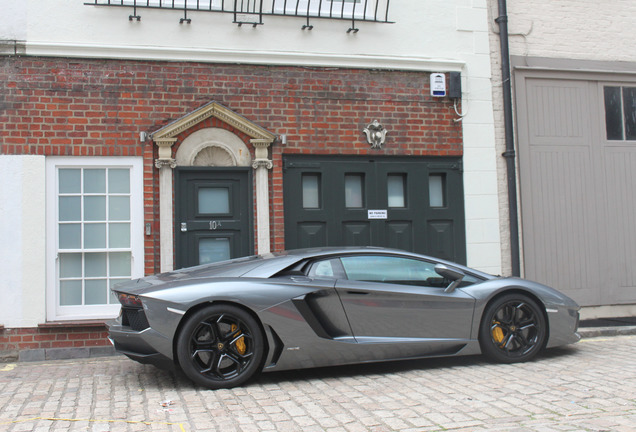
[{"left": 85, "top": 0, "right": 392, "bottom": 31}]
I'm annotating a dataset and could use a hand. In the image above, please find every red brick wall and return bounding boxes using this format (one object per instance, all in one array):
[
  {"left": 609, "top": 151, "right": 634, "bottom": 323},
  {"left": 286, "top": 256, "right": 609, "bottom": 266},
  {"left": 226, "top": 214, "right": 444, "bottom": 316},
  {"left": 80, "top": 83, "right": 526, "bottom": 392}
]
[
  {"left": 1, "top": 56, "right": 462, "bottom": 272},
  {"left": 0, "top": 324, "right": 110, "bottom": 353}
]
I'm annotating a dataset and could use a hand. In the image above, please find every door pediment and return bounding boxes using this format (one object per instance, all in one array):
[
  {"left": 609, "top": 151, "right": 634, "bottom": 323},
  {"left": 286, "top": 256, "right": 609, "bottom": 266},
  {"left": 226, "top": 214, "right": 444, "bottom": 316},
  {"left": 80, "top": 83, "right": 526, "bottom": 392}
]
[{"left": 151, "top": 101, "right": 275, "bottom": 160}]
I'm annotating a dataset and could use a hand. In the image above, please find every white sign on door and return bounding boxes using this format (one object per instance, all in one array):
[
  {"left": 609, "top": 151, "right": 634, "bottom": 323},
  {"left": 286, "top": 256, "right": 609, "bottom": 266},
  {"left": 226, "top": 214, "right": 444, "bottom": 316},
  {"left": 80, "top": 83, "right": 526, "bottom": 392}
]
[{"left": 368, "top": 209, "right": 388, "bottom": 220}]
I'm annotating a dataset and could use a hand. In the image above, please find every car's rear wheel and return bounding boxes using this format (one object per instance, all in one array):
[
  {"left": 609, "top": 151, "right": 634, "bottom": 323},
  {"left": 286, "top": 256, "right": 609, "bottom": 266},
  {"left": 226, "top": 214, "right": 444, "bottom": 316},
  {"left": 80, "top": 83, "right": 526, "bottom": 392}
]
[
  {"left": 479, "top": 294, "right": 546, "bottom": 363},
  {"left": 176, "top": 304, "right": 264, "bottom": 389}
]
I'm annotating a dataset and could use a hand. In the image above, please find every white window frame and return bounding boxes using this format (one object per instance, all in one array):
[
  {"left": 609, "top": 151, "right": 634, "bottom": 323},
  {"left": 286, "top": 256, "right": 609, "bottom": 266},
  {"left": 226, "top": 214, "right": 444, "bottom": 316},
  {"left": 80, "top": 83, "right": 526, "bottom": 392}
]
[{"left": 46, "top": 157, "right": 144, "bottom": 321}]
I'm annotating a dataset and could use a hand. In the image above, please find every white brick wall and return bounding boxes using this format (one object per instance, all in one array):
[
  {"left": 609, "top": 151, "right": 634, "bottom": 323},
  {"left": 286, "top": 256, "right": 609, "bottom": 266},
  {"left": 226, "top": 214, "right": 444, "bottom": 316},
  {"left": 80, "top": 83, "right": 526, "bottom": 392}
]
[{"left": 506, "top": 1, "right": 636, "bottom": 61}]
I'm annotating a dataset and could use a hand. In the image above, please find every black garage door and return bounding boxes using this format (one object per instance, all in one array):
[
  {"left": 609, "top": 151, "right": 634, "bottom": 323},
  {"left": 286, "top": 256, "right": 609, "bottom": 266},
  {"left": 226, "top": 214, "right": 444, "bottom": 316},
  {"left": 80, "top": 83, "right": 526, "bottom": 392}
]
[{"left": 283, "top": 156, "right": 466, "bottom": 264}]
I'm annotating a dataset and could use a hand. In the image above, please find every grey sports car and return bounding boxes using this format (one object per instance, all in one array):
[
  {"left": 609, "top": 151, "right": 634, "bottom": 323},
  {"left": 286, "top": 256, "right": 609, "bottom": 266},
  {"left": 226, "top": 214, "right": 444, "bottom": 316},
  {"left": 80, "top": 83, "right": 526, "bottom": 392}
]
[{"left": 108, "top": 247, "right": 580, "bottom": 389}]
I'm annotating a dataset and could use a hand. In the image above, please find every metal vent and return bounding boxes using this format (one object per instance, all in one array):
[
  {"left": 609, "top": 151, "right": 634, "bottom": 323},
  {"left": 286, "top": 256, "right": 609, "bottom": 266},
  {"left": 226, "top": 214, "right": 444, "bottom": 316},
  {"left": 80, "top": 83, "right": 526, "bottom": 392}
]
[
  {"left": 85, "top": 0, "right": 392, "bottom": 31},
  {"left": 121, "top": 307, "right": 150, "bottom": 331}
]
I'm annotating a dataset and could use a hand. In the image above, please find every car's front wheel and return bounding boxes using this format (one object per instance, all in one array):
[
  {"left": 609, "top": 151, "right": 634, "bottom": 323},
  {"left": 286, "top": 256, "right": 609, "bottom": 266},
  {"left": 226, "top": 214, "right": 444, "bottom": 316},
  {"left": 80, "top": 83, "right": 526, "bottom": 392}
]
[
  {"left": 479, "top": 294, "right": 547, "bottom": 363},
  {"left": 176, "top": 304, "right": 264, "bottom": 389}
]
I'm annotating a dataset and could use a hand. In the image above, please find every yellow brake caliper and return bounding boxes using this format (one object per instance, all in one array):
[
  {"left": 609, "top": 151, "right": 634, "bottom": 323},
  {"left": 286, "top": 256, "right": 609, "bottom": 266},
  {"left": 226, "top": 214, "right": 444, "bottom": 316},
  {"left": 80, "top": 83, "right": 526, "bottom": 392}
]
[
  {"left": 231, "top": 324, "right": 247, "bottom": 355},
  {"left": 492, "top": 321, "right": 505, "bottom": 344}
]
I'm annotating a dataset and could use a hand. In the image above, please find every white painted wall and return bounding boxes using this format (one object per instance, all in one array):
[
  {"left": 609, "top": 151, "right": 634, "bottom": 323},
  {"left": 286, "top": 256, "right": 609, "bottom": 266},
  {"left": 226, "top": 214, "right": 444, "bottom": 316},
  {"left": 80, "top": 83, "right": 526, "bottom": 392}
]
[
  {"left": 18, "top": 1, "right": 483, "bottom": 65},
  {"left": 0, "top": 0, "right": 27, "bottom": 41},
  {"left": 0, "top": 155, "right": 47, "bottom": 328}
]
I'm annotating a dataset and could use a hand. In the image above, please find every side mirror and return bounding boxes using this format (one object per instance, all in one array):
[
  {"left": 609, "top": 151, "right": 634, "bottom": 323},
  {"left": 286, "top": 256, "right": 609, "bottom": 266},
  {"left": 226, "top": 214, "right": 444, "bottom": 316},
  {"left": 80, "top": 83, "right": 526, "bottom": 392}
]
[{"left": 434, "top": 264, "right": 465, "bottom": 293}]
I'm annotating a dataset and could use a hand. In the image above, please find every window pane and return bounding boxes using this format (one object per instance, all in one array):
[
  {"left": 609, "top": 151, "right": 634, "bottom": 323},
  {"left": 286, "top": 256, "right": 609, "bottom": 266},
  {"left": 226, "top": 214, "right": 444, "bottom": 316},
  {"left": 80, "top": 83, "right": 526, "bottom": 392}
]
[
  {"left": 109, "top": 196, "right": 130, "bottom": 221},
  {"left": 429, "top": 174, "right": 446, "bottom": 208},
  {"left": 302, "top": 174, "right": 320, "bottom": 209},
  {"left": 341, "top": 256, "right": 439, "bottom": 286},
  {"left": 624, "top": 87, "right": 636, "bottom": 140},
  {"left": 60, "top": 280, "right": 82, "bottom": 306},
  {"left": 110, "top": 252, "right": 131, "bottom": 277},
  {"left": 109, "top": 169, "right": 130, "bottom": 193},
  {"left": 59, "top": 253, "right": 82, "bottom": 278},
  {"left": 59, "top": 224, "right": 81, "bottom": 249},
  {"left": 84, "top": 169, "right": 106, "bottom": 193},
  {"left": 59, "top": 196, "right": 81, "bottom": 221},
  {"left": 199, "top": 238, "right": 230, "bottom": 264},
  {"left": 109, "top": 223, "right": 130, "bottom": 248},
  {"left": 199, "top": 188, "right": 229, "bottom": 214},
  {"left": 85, "top": 279, "right": 107, "bottom": 305},
  {"left": 84, "top": 196, "right": 106, "bottom": 221},
  {"left": 85, "top": 252, "right": 107, "bottom": 277},
  {"left": 387, "top": 174, "right": 406, "bottom": 208},
  {"left": 84, "top": 223, "right": 106, "bottom": 249},
  {"left": 345, "top": 174, "right": 364, "bottom": 208},
  {"left": 59, "top": 169, "right": 80, "bottom": 194},
  {"left": 605, "top": 86, "right": 623, "bottom": 140}
]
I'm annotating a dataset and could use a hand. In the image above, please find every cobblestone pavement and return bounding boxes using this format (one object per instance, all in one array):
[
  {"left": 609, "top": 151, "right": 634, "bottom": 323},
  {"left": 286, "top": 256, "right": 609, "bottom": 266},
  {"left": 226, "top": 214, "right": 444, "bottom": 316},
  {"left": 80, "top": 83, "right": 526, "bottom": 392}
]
[{"left": 1, "top": 336, "right": 635, "bottom": 432}]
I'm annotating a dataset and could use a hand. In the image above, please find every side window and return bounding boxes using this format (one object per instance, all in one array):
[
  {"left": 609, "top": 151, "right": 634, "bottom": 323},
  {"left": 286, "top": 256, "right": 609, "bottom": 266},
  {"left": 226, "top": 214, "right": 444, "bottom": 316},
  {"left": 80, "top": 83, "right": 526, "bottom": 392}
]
[
  {"left": 340, "top": 255, "right": 483, "bottom": 288},
  {"left": 340, "top": 255, "right": 444, "bottom": 287},
  {"left": 308, "top": 258, "right": 344, "bottom": 279}
]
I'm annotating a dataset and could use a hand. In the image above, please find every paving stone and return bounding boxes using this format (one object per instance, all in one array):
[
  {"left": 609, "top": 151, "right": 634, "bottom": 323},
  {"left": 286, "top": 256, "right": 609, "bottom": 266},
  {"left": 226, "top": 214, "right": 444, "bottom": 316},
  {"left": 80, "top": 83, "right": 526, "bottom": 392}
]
[{"left": 1, "top": 336, "right": 636, "bottom": 431}]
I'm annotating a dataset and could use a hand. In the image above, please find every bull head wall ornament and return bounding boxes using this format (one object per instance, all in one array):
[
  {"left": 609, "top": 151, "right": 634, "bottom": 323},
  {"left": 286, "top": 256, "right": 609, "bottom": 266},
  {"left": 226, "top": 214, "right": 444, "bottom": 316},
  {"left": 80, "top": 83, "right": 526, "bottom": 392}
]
[{"left": 363, "top": 120, "right": 387, "bottom": 149}]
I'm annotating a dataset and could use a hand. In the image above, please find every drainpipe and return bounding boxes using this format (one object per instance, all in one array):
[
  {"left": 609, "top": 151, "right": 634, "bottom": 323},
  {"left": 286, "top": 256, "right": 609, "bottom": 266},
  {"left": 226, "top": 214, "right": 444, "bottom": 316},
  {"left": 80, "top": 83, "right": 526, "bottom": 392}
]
[{"left": 495, "top": 0, "right": 521, "bottom": 277}]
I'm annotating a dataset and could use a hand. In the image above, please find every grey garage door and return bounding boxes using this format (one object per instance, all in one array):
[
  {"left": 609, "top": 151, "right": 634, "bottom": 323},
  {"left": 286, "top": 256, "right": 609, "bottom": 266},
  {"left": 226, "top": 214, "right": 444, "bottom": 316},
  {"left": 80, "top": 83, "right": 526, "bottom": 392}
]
[{"left": 515, "top": 72, "right": 636, "bottom": 306}]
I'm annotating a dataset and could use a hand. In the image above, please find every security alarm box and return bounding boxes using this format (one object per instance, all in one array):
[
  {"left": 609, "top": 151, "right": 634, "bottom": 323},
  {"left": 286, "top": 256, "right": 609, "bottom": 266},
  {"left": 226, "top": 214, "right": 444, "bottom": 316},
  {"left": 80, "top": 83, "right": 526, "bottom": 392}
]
[{"left": 430, "top": 73, "right": 446, "bottom": 97}]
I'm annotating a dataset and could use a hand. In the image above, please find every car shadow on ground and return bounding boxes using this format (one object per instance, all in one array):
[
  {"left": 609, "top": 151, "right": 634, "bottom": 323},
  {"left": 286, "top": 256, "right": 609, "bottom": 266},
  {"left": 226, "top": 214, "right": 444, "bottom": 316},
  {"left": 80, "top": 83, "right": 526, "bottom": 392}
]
[
  {"left": 137, "top": 344, "right": 581, "bottom": 391},
  {"left": 252, "top": 345, "right": 580, "bottom": 387}
]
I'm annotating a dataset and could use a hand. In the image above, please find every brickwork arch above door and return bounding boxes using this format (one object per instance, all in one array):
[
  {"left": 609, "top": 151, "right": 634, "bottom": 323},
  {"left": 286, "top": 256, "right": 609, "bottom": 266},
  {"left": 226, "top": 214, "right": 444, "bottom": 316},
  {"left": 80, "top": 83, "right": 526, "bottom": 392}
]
[{"left": 175, "top": 128, "right": 252, "bottom": 167}]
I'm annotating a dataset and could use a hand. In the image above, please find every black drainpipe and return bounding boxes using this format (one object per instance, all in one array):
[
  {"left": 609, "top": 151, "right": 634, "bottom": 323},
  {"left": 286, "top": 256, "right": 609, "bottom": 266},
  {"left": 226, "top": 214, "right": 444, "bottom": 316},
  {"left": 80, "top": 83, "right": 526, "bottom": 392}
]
[{"left": 495, "top": 0, "right": 521, "bottom": 277}]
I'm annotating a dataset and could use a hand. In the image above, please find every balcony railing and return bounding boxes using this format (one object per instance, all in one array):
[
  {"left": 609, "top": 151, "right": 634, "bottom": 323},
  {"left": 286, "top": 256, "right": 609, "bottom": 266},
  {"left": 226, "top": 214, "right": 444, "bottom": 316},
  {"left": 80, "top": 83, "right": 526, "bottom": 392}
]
[{"left": 85, "top": 0, "right": 392, "bottom": 32}]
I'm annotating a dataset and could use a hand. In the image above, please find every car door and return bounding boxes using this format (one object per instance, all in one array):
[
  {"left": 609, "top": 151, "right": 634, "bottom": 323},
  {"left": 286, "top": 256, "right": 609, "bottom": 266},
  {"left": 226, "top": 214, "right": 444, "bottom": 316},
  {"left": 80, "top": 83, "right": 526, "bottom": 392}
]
[{"left": 335, "top": 255, "right": 476, "bottom": 343}]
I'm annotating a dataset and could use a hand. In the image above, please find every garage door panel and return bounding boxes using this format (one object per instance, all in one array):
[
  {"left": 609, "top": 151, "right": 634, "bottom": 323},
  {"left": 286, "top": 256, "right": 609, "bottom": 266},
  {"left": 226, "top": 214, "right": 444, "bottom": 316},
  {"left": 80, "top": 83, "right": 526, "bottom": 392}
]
[
  {"left": 297, "top": 222, "right": 327, "bottom": 249},
  {"left": 517, "top": 76, "right": 603, "bottom": 306},
  {"left": 526, "top": 80, "right": 590, "bottom": 146},
  {"left": 385, "top": 221, "right": 413, "bottom": 251},
  {"left": 604, "top": 148, "right": 636, "bottom": 302},
  {"left": 427, "top": 220, "right": 455, "bottom": 262},
  {"left": 342, "top": 222, "right": 371, "bottom": 246},
  {"left": 523, "top": 147, "right": 600, "bottom": 304}
]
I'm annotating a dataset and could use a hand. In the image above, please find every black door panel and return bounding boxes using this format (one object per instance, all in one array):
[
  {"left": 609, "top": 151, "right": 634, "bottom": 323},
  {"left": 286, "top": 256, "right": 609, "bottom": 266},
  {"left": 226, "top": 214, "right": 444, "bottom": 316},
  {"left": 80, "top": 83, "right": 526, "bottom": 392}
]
[{"left": 175, "top": 168, "right": 252, "bottom": 269}]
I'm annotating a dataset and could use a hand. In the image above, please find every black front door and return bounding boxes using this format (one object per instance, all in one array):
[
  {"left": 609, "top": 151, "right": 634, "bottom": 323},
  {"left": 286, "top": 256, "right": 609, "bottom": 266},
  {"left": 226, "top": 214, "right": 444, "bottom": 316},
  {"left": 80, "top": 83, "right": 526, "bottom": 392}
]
[
  {"left": 283, "top": 156, "right": 466, "bottom": 264},
  {"left": 175, "top": 168, "right": 252, "bottom": 269}
]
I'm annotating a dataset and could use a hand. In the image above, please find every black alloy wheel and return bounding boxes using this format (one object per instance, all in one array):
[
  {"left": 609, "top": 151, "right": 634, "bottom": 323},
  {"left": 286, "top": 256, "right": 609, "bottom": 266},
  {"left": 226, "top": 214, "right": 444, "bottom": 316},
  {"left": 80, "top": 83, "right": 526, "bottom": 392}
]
[
  {"left": 479, "top": 293, "right": 547, "bottom": 363},
  {"left": 176, "top": 304, "right": 264, "bottom": 389}
]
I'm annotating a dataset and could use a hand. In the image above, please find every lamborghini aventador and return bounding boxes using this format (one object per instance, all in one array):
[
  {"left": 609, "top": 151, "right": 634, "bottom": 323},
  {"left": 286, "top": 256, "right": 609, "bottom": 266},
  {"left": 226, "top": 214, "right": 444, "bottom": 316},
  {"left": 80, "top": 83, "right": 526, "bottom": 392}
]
[{"left": 107, "top": 247, "right": 580, "bottom": 389}]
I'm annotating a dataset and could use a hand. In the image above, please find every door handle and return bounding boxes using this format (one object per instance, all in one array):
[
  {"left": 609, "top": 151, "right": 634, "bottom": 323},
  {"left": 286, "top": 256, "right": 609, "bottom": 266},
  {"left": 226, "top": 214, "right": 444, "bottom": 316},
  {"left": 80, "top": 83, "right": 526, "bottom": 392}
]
[
  {"left": 346, "top": 290, "right": 369, "bottom": 295},
  {"left": 180, "top": 222, "right": 187, "bottom": 232}
]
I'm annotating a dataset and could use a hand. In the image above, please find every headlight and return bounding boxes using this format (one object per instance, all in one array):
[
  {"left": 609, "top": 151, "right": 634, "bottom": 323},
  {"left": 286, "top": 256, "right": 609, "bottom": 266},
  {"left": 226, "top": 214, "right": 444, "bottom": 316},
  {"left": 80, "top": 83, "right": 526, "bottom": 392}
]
[{"left": 117, "top": 292, "right": 143, "bottom": 308}]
